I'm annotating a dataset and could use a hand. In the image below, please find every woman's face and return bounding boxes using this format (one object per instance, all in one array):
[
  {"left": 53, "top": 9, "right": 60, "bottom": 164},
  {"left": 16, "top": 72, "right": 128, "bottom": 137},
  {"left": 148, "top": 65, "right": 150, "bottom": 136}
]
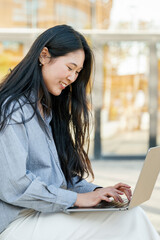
[{"left": 40, "top": 48, "right": 85, "bottom": 96}]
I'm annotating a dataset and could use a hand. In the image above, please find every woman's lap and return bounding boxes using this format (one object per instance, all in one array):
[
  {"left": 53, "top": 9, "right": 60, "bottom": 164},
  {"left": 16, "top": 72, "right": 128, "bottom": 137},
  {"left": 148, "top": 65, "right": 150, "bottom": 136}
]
[{"left": 0, "top": 207, "right": 159, "bottom": 240}]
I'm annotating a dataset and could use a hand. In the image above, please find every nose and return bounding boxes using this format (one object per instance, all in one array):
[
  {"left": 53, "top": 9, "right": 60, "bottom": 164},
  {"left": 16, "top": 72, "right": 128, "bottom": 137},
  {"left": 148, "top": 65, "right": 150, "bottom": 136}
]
[{"left": 67, "top": 72, "right": 76, "bottom": 83}]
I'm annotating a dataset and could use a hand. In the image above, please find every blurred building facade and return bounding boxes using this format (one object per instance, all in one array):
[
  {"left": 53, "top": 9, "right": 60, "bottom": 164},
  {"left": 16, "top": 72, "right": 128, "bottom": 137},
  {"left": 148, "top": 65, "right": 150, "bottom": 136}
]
[
  {"left": 0, "top": 0, "right": 112, "bottom": 29},
  {"left": 1, "top": 0, "right": 160, "bottom": 158}
]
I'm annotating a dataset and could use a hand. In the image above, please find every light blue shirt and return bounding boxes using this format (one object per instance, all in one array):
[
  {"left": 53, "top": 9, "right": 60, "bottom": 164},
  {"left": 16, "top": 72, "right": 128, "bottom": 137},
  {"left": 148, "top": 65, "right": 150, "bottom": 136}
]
[{"left": 0, "top": 98, "right": 99, "bottom": 233}]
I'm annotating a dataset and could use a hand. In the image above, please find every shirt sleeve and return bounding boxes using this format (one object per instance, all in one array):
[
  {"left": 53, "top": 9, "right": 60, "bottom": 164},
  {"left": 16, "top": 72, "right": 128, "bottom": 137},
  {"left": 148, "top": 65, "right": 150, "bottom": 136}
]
[
  {"left": 0, "top": 108, "right": 77, "bottom": 213},
  {"left": 67, "top": 176, "right": 102, "bottom": 193}
]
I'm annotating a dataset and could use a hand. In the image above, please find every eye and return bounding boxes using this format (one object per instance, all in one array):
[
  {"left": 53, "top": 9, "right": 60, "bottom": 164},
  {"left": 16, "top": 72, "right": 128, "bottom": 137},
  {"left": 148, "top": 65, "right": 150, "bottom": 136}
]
[{"left": 67, "top": 66, "right": 72, "bottom": 71}]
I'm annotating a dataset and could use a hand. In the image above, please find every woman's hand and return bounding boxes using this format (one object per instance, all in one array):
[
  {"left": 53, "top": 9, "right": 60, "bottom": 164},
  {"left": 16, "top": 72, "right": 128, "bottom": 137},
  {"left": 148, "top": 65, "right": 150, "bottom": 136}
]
[
  {"left": 74, "top": 183, "right": 132, "bottom": 208},
  {"left": 113, "top": 182, "right": 132, "bottom": 201}
]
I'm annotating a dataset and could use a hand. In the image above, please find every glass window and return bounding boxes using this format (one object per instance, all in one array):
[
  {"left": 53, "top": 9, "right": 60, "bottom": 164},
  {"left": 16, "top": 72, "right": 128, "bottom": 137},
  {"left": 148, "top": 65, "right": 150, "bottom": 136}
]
[
  {"left": 0, "top": 41, "right": 23, "bottom": 81},
  {"left": 101, "top": 42, "right": 149, "bottom": 155}
]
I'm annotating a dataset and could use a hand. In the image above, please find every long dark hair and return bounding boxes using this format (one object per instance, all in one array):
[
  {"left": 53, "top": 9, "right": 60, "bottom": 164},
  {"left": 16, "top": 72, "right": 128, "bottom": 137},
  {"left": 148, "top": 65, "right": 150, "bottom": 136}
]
[{"left": 0, "top": 24, "right": 94, "bottom": 183}]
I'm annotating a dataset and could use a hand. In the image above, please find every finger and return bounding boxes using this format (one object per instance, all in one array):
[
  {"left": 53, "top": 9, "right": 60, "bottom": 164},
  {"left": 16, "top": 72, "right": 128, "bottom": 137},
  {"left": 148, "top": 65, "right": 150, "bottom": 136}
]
[
  {"left": 117, "top": 195, "right": 124, "bottom": 203},
  {"left": 100, "top": 187, "right": 122, "bottom": 196},
  {"left": 114, "top": 194, "right": 124, "bottom": 203},
  {"left": 110, "top": 192, "right": 123, "bottom": 202},
  {"left": 101, "top": 196, "right": 112, "bottom": 202},
  {"left": 114, "top": 183, "right": 131, "bottom": 189},
  {"left": 126, "top": 188, "right": 132, "bottom": 197},
  {"left": 112, "top": 192, "right": 124, "bottom": 203},
  {"left": 102, "top": 187, "right": 124, "bottom": 196},
  {"left": 103, "top": 189, "right": 124, "bottom": 202},
  {"left": 115, "top": 189, "right": 124, "bottom": 195},
  {"left": 119, "top": 186, "right": 132, "bottom": 192},
  {"left": 121, "top": 188, "right": 132, "bottom": 200},
  {"left": 118, "top": 187, "right": 132, "bottom": 198},
  {"left": 122, "top": 187, "right": 132, "bottom": 195},
  {"left": 103, "top": 190, "right": 120, "bottom": 202}
]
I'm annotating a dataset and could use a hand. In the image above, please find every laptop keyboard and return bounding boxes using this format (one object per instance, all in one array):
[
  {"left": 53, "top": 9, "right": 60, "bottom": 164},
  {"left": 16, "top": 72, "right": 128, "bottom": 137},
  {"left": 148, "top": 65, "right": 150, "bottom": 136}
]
[{"left": 94, "top": 199, "right": 129, "bottom": 209}]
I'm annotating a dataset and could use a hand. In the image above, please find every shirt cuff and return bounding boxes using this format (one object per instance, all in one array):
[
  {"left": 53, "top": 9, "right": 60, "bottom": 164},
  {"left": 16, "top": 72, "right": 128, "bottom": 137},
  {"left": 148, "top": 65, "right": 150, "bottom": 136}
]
[
  {"left": 47, "top": 185, "right": 77, "bottom": 211},
  {"left": 93, "top": 187, "right": 103, "bottom": 191},
  {"left": 84, "top": 183, "right": 102, "bottom": 192}
]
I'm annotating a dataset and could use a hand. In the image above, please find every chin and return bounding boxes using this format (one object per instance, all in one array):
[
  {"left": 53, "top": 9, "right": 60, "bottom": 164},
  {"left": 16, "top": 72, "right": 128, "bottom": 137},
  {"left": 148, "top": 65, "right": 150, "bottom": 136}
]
[{"left": 49, "top": 90, "right": 62, "bottom": 96}]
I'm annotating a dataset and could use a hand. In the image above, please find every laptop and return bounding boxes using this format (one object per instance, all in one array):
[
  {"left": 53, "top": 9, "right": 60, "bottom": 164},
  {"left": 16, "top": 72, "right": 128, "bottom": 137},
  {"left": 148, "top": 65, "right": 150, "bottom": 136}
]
[{"left": 67, "top": 146, "right": 160, "bottom": 212}]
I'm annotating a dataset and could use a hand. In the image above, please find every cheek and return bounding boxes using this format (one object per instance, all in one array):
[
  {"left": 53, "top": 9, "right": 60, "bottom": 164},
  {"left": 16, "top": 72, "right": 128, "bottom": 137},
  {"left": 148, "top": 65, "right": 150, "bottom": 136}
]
[
  {"left": 42, "top": 66, "right": 54, "bottom": 82},
  {"left": 42, "top": 66, "right": 48, "bottom": 79},
  {"left": 56, "top": 68, "right": 68, "bottom": 79},
  {"left": 42, "top": 63, "right": 67, "bottom": 83}
]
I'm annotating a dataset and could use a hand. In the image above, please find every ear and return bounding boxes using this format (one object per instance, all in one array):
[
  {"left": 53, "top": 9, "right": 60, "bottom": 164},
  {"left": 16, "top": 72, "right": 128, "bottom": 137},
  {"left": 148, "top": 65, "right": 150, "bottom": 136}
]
[{"left": 39, "top": 47, "right": 51, "bottom": 65}]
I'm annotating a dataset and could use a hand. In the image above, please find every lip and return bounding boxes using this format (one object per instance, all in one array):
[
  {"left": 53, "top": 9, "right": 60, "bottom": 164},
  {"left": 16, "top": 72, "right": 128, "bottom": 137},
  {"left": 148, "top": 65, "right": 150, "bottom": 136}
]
[{"left": 60, "top": 81, "right": 67, "bottom": 89}]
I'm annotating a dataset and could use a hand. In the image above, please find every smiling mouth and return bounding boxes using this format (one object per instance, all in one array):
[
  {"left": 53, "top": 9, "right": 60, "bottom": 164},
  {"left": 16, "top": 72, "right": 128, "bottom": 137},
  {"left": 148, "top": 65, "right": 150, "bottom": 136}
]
[{"left": 60, "top": 82, "right": 67, "bottom": 88}]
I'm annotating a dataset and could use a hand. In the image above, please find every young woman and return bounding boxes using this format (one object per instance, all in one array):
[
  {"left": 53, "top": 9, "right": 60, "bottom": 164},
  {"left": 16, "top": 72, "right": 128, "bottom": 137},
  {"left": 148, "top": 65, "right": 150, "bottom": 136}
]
[{"left": 0, "top": 25, "right": 159, "bottom": 240}]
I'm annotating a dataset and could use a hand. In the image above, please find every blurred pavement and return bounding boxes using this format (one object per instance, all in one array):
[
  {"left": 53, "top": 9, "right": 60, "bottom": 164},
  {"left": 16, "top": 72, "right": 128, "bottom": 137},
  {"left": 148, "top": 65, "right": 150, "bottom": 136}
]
[{"left": 91, "top": 160, "right": 160, "bottom": 235}]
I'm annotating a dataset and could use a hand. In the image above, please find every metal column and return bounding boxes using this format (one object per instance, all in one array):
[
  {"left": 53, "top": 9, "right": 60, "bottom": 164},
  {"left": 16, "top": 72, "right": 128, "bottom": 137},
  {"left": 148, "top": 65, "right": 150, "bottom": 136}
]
[
  {"left": 149, "top": 41, "right": 158, "bottom": 148},
  {"left": 92, "top": 41, "right": 104, "bottom": 159}
]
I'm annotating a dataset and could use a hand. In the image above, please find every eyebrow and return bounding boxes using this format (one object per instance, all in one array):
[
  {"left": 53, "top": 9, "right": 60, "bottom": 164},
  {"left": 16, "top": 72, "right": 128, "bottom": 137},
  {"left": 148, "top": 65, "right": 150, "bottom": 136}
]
[{"left": 69, "top": 62, "right": 83, "bottom": 69}]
